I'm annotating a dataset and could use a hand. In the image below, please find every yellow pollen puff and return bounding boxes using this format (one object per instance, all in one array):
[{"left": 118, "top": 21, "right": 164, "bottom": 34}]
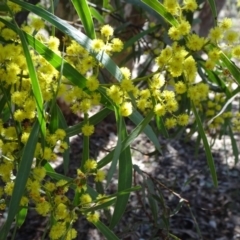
[
  {"left": 55, "top": 203, "right": 68, "bottom": 220},
  {"left": 220, "top": 18, "right": 232, "bottom": 30},
  {"left": 84, "top": 159, "right": 97, "bottom": 172},
  {"left": 163, "top": 0, "right": 180, "bottom": 15},
  {"left": 48, "top": 36, "right": 60, "bottom": 51},
  {"left": 107, "top": 85, "right": 123, "bottom": 104},
  {"left": 120, "top": 67, "right": 131, "bottom": 80},
  {"left": 91, "top": 39, "right": 104, "bottom": 52},
  {"left": 1, "top": 28, "right": 17, "bottom": 41},
  {"left": 80, "top": 193, "right": 92, "bottom": 205},
  {"left": 7, "top": 2, "right": 22, "bottom": 13},
  {"left": 224, "top": 30, "right": 238, "bottom": 45},
  {"left": 177, "top": 114, "right": 189, "bottom": 126},
  {"left": 55, "top": 129, "right": 66, "bottom": 140},
  {"left": 177, "top": 20, "right": 191, "bottom": 36},
  {"left": 100, "top": 24, "right": 114, "bottom": 38},
  {"left": 168, "top": 26, "right": 181, "bottom": 41},
  {"left": 187, "top": 34, "right": 205, "bottom": 51},
  {"left": 30, "top": 18, "right": 45, "bottom": 31},
  {"left": 175, "top": 81, "right": 187, "bottom": 94},
  {"left": 121, "top": 79, "right": 135, "bottom": 92},
  {"left": 165, "top": 117, "right": 177, "bottom": 129},
  {"left": 4, "top": 181, "right": 14, "bottom": 196},
  {"left": 120, "top": 102, "right": 133, "bottom": 117},
  {"left": 154, "top": 103, "right": 166, "bottom": 117},
  {"left": 87, "top": 212, "right": 100, "bottom": 223},
  {"left": 86, "top": 76, "right": 99, "bottom": 91},
  {"left": 82, "top": 123, "right": 95, "bottom": 137},
  {"left": 232, "top": 45, "right": 240, "bottom": 59},
  {"left": 49, "top": 222, "right": 66, "bottom": 240},
  {"left": 183, "top": 0, "right": 198, "bottom": 12},
  {"left": 205, "top": 59, "right": 215, "bottom": 70},
  {"left": 94, "top": 170, "right": 106, "bottom": 182},
  {"left": 111, "top": 38, "right": 124, "bottom": 52},
  {"left": 208, "top": 26, "right": 223, "bottom": 42},
  {"left": 66, "top": 229, "right": 77, "bottom": 240},
  {"left": 36, "top": 201, "right": 51, "bottom": 216},
  {"left": 33, "top": 167, "right": 46, "bottom": 181}
]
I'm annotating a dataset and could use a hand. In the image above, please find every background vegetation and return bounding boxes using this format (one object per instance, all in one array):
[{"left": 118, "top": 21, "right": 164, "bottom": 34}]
[{"left": 0, "top": 0, "right": 239, "bottom": 239}]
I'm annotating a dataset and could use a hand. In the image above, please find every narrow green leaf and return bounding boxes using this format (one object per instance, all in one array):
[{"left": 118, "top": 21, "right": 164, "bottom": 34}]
[
  {"left": 141, "top": 0, "right": 178, "bottom": 27},
  {"left": 170, "top": 199, "right": 185, "bottom": 217},
  {"left": 98, "top": 110, "right": 155, "bottom": 168},
  {"left": 82, "top": 199, "right": 116, "bottom": 213},
  {"left": 16, "top": 207, "right": 28, "bottom": 227},
  {"left": 0, "top": 122, "right": 40, "bottom": 240},
  {"left": 145, "top": 178, "right": 159, "bottom": 222},
  {"left": 43, "top": 161, "right": 55, "bottom": 173},
  {"left": 46, "top": 171, "right": 73, "bottom": 182},
  {"left": 148, "top": 195, "right": 158, "bottom": 223},
  {"left": 110, "top": 119, "right": 132, "bottom": 228},
  {"left": 0, "top": 3, "right": 9, "bottom": 12},
  {"left": 129, "top": 111, "right": 162, "bottom": 153},
  {"left": 66, "top": 107, "right": 112, "bottom": 137},
  {"left": 71, "top": 0, "right": 96, "bottom": 39},
  {"left": 106, "top": 108, "right": 122, "bottom": 186},
  {"left": 89, "top": 7, "right": 105, "bottom": 24},
  {"left": 207, "top": 0, "right": 217, "bottom": 24},
  {"left": 81, "top": 135, "right": 89, "bottom": 170},
  {"left": 56, "top": 105, "right": 70, "bottom": 174},
  {"left": 93, "top": 221, "right": 120, "bottom": 240},
  {"left": 220, "top": 51, "right": 240, "bottom": 86},
  {"left": 192, "top": 103, "right": 218, "bottom": 187},
  {"left": 228, "top": 126, "right": 239, "bottom": 164},
  {"left": 49, "top": 100, "right": 59, "bottom": 133},
  {"left": 17, "top": 27, "right": 46, "bottom": 137},
  {"left": 123, "top": 25, "right": 159, "bottom": 50},
  {"left": 0, "top": 87, "right": 9, "bottom": 114}
]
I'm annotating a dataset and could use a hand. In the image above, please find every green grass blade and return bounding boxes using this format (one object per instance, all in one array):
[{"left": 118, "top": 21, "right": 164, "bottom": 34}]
[
  {"left": 93, "top": 221, "right": 120, "bottom": 240},
  {"left": 192, "top": 103, "right": 218, "bottom": 187},
  {"left": 110, "top": 119, "right": 132, "bottom": 229},
  {"left": 10, "top": 0, "right": 123, "bottom": 81},
  {"left": 0, "top": 122, "right": 40, "bottom": 240},
  {"left": 106, "top": 108, "right": 122, "bottom": 186},
  {"left": 17, "top": 27, "right": 46, "bottom": 137},
  {"left": 71, "top": 0, "right": 96, "bottom": 39},
  {"left": 141, "top": 0, "right": 178, "bottom": 27},
  {"left": 98, "top": 110, "right": 155, "bottom": 168}
]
